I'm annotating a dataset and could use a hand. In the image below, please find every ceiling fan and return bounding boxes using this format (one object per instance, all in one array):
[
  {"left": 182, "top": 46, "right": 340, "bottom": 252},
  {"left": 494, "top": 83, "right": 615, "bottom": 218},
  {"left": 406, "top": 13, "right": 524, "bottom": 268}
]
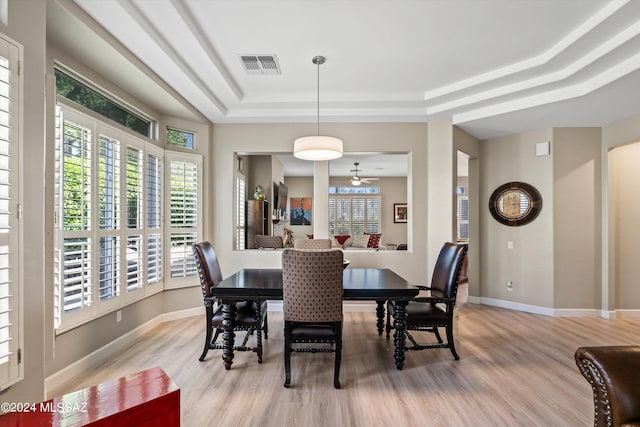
[{"left": 348, "top": 162, "right": 379, "bottom": 186}]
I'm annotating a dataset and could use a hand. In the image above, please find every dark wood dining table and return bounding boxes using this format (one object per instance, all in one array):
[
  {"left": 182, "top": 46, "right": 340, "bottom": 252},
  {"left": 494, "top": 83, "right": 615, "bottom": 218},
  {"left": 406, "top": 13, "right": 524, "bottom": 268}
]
[{"left": 212, "top": 268, "right": 419, "bottom": 370}]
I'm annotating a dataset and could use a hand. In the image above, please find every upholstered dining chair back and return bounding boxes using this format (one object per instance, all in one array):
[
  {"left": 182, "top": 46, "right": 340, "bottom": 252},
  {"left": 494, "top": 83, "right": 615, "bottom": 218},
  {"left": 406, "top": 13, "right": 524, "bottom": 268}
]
[
  {"left": 575, "top": 346, "right": 640, "bottom": 427},
  {"left": 193, "top": 241, "right": 223, "bottom": 297},
  {"left": 255, "top": 235, "right": 284, "bottom": 249},
  {"left": 282, "top": 249, "right": 344, "bottom": 323},
  {"left": 282, "top": 248, "right": 344, "bottom": 388},
  {"left": 430, "top": 242, "right": 468, "bottom": 302},
  {"left": 294, "top": 238, "right": 332, "bottom": 250}
]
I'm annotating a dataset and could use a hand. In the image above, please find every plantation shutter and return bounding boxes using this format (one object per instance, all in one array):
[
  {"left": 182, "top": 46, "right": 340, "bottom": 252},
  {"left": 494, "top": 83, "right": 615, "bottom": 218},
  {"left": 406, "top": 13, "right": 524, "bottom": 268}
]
[
  {"left": 146, "top": 153, "right": 162, "bottom": 284},
  {"left": 0, "top": 38, "right": 23, "bottom": 389},
  {"left": 167, "top": 153, "right": 201, "bottom": 285},
  {"left": 235, "top": 174, "right": 245, "bottom": 250},
  {"left": 329, "top": 195, "right": 381, "bottom": 236}
]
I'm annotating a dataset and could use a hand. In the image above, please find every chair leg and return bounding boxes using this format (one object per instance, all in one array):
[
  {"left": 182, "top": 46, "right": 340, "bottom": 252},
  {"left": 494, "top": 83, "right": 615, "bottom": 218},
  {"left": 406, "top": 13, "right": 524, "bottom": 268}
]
[
  {"left": 433, "top": 327, "right": 444, "bottom": 344},
  {"left": 385, "top": 305, "right": 391, "bottom": 340},
  {"left": 334, "top": 323, "right": 342, "bottom": 389},
  {"left": 256, "top": 325, "right": 263, "bottom": 364},
  {"left": 284, "top": 322, "right": 292, "bottom": 388},
  {"left": 256, "top": 302, "right": 263, "bottom": 363},
  {"left": 264, "top": 311, "right": 269, "bottom": 339},
  {"left": 446, "top": 321, "right": 459, "bottom": 360},
  {"left": 199, "top": 309, "right": 213, "bottom": 362},
  {"left": 211, "top": 328, "right": 220, "bottom": 346}
]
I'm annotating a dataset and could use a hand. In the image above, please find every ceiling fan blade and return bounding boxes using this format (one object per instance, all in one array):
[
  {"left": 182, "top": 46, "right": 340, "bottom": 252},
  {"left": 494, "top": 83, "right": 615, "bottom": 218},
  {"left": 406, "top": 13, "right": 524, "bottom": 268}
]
[{"left": 361, "top": 177, "right": 379, "bottom": 181}]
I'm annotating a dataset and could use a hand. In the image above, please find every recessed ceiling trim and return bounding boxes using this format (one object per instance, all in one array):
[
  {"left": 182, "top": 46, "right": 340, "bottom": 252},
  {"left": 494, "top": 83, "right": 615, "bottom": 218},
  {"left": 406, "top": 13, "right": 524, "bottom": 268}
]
[
  {"left": 453, "top": 50, "right": 640, "bottom": 124},
  {"left": 116, "top": 0, "right": 228, "bottom": 114},
  {"left": 424, "top": 0, "right": 630, "bottom": 101},
  {"left": 169, "top": 0, "right": 244, "bottom": 100},
  {"left": 428, "top": 18, "right": 640, "bottom": 115}
]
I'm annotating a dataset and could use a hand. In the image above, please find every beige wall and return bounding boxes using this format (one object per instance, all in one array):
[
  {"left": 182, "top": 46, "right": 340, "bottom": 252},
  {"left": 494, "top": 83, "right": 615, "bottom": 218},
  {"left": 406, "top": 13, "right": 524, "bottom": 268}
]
[
  {"left": 282, "top": 176, "right": 314, "bottom": 239},
  {"left": 610, "top": 142, "right": 640, "bottom": 309},
  {"left": 602, "top": 112, "right": 640, "bottom": 313},
  {"left": 481, "top": 129, "right": 555, "bottom": 307},
  {"left": 427, "top": 118, "right": 455, "bottom": 273},
  {"left": 552, "top": 128, "right": 601, "bottom": 309}
]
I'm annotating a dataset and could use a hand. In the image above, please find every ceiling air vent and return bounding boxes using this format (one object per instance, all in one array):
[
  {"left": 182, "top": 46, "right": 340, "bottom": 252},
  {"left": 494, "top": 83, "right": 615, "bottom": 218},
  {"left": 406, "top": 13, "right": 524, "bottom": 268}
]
[{"left": 240, "top": 55, "right": 281, "bottom": 75}]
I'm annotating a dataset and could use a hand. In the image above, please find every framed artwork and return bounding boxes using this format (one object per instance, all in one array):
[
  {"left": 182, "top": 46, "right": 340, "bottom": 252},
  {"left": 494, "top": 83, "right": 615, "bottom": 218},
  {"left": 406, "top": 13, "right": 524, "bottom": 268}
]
[
  {"left": 394, "top": 203, "right": 407, "bottom": 223},
  {"left": 290, "top": 197, "right": 312, "bottom": 225}
]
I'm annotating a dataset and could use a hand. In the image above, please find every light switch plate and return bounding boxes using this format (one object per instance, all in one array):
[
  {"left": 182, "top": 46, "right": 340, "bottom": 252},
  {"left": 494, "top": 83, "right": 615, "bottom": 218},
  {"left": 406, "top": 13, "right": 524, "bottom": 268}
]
[{"left": 536, "top": 141, "right": 550, "bottom": 156}]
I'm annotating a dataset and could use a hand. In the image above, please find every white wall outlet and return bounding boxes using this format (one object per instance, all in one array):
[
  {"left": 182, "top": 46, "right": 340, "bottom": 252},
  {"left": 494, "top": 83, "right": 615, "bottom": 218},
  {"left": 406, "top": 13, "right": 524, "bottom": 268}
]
[
  {"left": 507, "top": 280, "right": 513, "bottom": 291},
  {"left": 507, "top": 240, "right": 514, "bottom": 249},
  {"left": 116, "top": 310, "right": 122, "bottom": 323}
]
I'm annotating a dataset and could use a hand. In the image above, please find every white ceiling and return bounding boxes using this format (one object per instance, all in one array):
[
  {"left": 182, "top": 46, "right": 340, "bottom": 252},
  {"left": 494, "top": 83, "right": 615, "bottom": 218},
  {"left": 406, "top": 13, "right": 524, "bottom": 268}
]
[
  {"left": 49, "top": 0, "right": 640, "bottom": 144},
  {"left": 278, "top": 153, "right": 408, "bottom": 178}
]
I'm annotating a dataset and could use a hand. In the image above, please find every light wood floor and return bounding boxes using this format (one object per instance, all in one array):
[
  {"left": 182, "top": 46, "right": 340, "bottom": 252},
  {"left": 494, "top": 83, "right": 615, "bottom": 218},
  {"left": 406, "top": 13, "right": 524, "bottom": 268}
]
[{"left": 49, "top": 303, "right": 640, "bottom": 426}]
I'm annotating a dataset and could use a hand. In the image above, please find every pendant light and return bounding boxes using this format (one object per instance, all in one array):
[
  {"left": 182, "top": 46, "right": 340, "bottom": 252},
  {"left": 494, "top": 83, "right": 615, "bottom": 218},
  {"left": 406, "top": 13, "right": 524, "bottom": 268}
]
[{"left": 293, "top": 56, "right": 343, "bottom": 161}]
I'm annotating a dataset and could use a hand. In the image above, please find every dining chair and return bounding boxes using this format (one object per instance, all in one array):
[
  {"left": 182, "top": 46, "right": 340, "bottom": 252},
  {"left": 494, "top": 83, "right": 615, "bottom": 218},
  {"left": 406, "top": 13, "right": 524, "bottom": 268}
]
[
  {"left": 575, "top": 346, "right": 640, "bottom": 427},
  {"left": 294, "top": 238, "right": 332, "bottom": 249},
  {"left": 255, "top": 235, "right": 284, "bottom": 249},
  {"left": 386, "top": 242, "right": 468, "bottom": 360},
  {"left": 282, "top": 248, "right": 344, "bottom": 389},
  {"left": 192, "top": 241, "right": 268, "bottom": 363}
]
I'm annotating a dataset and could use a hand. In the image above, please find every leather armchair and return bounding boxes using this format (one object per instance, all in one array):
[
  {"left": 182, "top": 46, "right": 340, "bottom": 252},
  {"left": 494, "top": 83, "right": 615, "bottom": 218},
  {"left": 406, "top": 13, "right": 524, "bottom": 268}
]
[{"left": 575, "top": 346, "right": 640, "bottom": 427}]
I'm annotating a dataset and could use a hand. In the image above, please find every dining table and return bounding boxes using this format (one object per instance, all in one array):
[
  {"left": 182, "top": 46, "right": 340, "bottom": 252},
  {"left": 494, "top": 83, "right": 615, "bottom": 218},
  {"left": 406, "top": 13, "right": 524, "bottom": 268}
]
[{"left": 212, "top": 267, "right": 419, "bottom": 370}]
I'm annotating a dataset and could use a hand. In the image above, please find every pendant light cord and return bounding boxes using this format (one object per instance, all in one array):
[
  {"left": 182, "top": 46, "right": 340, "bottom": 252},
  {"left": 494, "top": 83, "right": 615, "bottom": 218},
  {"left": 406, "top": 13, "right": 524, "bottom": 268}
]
[{"left": 316, "top": 58, "right": 320, "bottom": 136}]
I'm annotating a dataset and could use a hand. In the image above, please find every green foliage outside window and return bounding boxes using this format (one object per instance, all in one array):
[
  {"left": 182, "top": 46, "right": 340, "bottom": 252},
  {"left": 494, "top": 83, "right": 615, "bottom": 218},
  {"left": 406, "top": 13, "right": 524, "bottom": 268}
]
[
  {"left": 167, "top": 128, "right": 194, "bottom": 149},
  {"left": 55, "top": 69, "right": 150, "bottom": 137}
]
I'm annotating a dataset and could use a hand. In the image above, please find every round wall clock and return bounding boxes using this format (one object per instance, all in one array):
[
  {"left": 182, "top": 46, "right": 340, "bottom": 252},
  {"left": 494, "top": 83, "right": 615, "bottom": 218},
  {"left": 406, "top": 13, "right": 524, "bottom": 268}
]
[{"left": 489, "top": 181, "right": 542, "bottom": 226}]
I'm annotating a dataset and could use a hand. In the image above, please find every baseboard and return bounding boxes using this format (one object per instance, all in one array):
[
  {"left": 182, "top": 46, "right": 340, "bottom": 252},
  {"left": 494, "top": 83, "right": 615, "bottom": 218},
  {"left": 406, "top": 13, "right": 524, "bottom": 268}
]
[
  {"left": 474, "top": 297, "right": 626, "bottom": 319},
  {"left": 553, "top": 308, "right": 602, "bottom": 317},
  {"left": 45, "top": 306, "right": 203, "bottom": 395},
  {"left": 615, "top": 309, "right": 640, "bottom": 318},
  {"left": 479, "top": 297, "right": 555, "bottom": 316},
  {"left": 467, "top": 295, "right": 481, "bottom": 304},
  {"left": 158, "top": 306, "right": 204, "bottom": 322}
]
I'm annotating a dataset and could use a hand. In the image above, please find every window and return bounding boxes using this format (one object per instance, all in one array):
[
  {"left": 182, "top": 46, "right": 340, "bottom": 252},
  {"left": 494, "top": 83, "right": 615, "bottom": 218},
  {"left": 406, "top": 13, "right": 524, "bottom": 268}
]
[
  {"left": 53, "top": 66, "right": 203, "bottom": 328},
  {"left": 166, "top": 127, "right": 195, "bottom": 149},
  {"left": 54, "top": 68, "right": 151, "bottom": 138},
  {"left": 146, "top": 153, "right": 163, "bottom": 284},
  {"left": 235, "top": 173, "right": 246, "bottom": 250},
  {"left": 0, "top": 36, "right": 22, "bottom": 389},
  {"left": 329, "top": 195, "right": 381, "bottom": 236},
  {"left": 54, "top": 106, "right": 165, "bottom": 330},
  {"left": 166, "top": 152, "right": 201, "bottom": 287},
  {"left": 457, "top": 196, "right": 469, "bottom": 241}
]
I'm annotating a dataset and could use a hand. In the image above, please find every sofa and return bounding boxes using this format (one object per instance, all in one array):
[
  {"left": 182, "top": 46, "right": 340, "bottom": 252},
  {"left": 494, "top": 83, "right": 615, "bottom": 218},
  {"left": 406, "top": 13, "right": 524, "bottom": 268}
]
[{"left": 332, "top": 234, "right": 386, "bottom": 251}]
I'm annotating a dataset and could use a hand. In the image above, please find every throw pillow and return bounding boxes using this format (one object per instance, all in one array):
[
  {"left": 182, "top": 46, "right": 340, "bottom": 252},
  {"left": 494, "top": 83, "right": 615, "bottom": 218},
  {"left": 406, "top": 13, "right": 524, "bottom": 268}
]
[
  {"left": 364, "top": 232, "right": 381, "bottom": 248},
  {"left": 331, "top": 238, "right": 341, "bottom": 249},
  {"left": 352, "top": 234, "right": 370, "bottom": 248},
  {"left": 306, "top": 234, "right": 314, "bottom": 239},
  {"left": 334, "top": 235, "right": 350, "bottom": 245}
]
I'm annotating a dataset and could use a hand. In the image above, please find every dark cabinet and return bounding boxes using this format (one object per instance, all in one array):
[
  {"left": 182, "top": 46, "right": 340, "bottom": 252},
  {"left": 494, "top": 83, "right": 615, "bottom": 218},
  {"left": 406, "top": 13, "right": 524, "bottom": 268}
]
[{"left": 246, "top": 200, "right": 269, "bottom": 249}]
